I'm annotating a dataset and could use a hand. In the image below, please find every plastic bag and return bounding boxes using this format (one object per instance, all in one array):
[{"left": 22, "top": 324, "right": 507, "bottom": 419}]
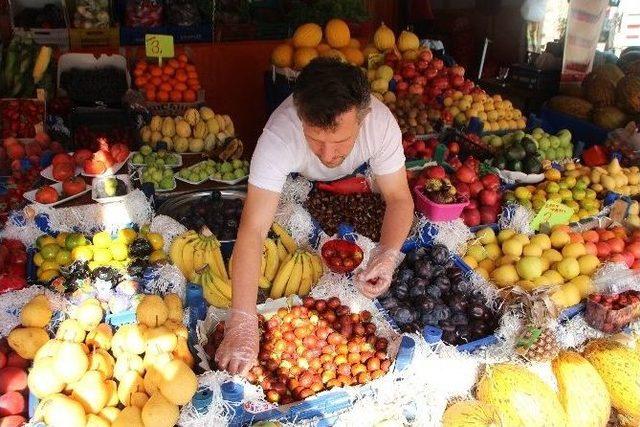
[
  {"left": 521, "top": 0, "right": 547, "bottom": 22},
  {"left": 165, "top": 0, "right": 201, "bottom": 26},
  {"left": 125, "top": 0, "right": 163, "bottom": 27},
  {"left": 605, "top": 122, "right": 640, "bottom": 167},
  {"left": 73, "top": 0, "right": 111, "bottom": 29}
]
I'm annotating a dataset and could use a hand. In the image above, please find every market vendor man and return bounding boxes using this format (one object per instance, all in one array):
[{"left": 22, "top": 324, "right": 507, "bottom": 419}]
[{"left": 215, "top": 58, "right": 415, "bottom": 376}]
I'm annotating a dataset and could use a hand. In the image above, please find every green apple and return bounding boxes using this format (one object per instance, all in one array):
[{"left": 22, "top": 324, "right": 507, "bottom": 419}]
[
  {"left": 538, "top": 137, "right": 550, "bottom": 150},
  {"left": 549, "top": 136, "right": 560, "bottom": 148}
]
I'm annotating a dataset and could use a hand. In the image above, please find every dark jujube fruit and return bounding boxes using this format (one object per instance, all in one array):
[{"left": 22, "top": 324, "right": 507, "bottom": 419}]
[
  {"left": 434, "top": 276, "right": 450, "bottom": 293},
  {"left": 451, "top": 312, "right": 469, "bottom": 326},
  {"left": 416, "top": 295, "right": 436, "bottom": 312},
  {"left": 416, "top": 261, "right": 433, "bottom": 279},
  {"left": 432, "top": 304, "right": 450, "bottom": 321},
  {"left": 413, "top": 278, "right": 428, "bottom": 289},
  {"left": 392, "top": 307, "right": 414, "bottom": 326},
  {"left": 393, "top": 283, "right": 409, "bottom": 300},
  {"left": 397, "top": 268, "right": 414, "bottom": 283},
  {"left": 380, "top": 297, "right": 399, "bottom": 311},
  {"left": 425, "top": 285, "right": 442, "bottom": 300},
  {"left": 469, "top": 303, "right": 487, "bottom": 319},
  {"left": 409, "top": 285, "right": 426, "bottom": 299}
]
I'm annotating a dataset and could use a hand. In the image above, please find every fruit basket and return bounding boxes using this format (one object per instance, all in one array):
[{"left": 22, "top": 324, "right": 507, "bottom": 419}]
[
  {"left": 194, "top": 296, "right": 413, "bottom": 425},
  {"left": 414, "top": 185, "right": 469, "bottom": 222},
  {"left": 585, "top": 290, "right": 640, "bottom": 333}
]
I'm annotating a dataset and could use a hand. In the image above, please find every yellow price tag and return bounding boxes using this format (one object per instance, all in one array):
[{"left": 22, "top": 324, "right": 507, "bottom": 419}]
[
  {"left": 145, "top": 34, "right": 175, "bottom": 60},
  {"left": 530, "top": 200, "right": 574, "bottom": 231}
]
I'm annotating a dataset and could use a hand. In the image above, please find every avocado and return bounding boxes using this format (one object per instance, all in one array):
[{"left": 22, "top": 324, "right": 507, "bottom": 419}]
[
  {"left": 493, "top": 154, "right": 507, "bottom": 170},
  {"left": 523, "top": 157, "right": 542, "bottom": 174},
  {"left": 507, "top": 159, "right": 523, "bottom": 172},
  {"left": 506, "top": 144, "right": 526, "bottom": 161}
]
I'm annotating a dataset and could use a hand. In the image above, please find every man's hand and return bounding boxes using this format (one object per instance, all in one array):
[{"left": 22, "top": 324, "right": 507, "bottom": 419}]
[
  {"left": 215, "top": 184, "right": 280, "bottom": 376},
  {"left": 214, "top": 309, "right": 260, "bottom": 376},
  {"left": 355, "top": 168, "right": 413, "bottom": 298}
]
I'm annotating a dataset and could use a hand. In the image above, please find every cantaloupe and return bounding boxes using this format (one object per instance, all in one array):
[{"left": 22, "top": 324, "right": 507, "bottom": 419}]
[
  {"left": 293, "top": 47, "right": 319, "bottom": 70},
  {"left": 373, "top": 22, "right": 395, "bottom": 51},
  {"left": 397, "top": 30, "right": 419, "bottom": 52},
  {"left": 340, "top": 47, "right": 365, "bottom": 66},
  {"left": 442, "top": 400, "right": 502, "bottom": 426},
  {"left": 292, "top": 23, "right": 322, "bottom": 48},
  {"left": 552, "top": 350, "right": 611, "bottom": 427},
  {"left": 583, "top": 339, "right": 640, "bottom": 421},
  {"left": 324, "top": 19, "right": 350, "bottom": 48},
  {"left": 476, "top": 364, "right": 566, "bottom": 426}
]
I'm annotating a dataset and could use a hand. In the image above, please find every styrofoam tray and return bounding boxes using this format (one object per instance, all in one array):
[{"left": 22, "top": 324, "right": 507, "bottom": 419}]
[
  {"left": 174, "top": 160, "right": 214, "bottom": 185},
  {"left": 129, "top": 151, "right": 182, "bottom": 168},
  {"left": 135, "top": 167, "right": 177, "bottom": 192},
  {"left": 498, "top": 169, "right": 545, "bottom": 184},
  {"left": 210, "top": 174, "right": 249, "bottom": 185},
  {"left": 81, "top": 153, "right": 132, "bottom": 178},
  {"left": 23, "top": 182, "right": 92, "bottom": 207},
  {"left": 91, "top": 174, "right": 134, "bottom": 203}
]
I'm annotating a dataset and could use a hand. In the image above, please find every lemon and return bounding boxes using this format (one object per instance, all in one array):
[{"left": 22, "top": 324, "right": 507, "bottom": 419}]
[
  {"left": 93, "top": 247, "right": 113, "bottom": 264},
  {"left": 41, "top": 243, "right": 61, "bottom": 261},
  {"left": 149, "top": 250, "right": 167, "bottom": 263},
  {"left": 118, "top": 228, "right": 137, "bottom": 245},
  {"left": 38, "top": 269, "right": 60, "bottom": 282},
  {"left": 92, "top": 231, "right": 112, "bottom": 248},
  {"left": 33, "top": 252, "right": 44, "bottom": 267},
  {"left": 146, "top": 233, "right": 164, "bottom": 251},
  {"left": 72, "top": 245, "right": 93, "bottom": 261},
  {"left": 110, "top": 242, "right": 128, "bottom": 261},
  {"left": 36, "top": 235, "right": 56, "bottom": 249},
  {"left": 56, "top": 232, "right": 69, "bottom": 247},
  {"left": 40, "top": 260, "right": 60, "bottom": 272},
  {"left": 55, "top": 249, "right": 72, "bottom": 266}
]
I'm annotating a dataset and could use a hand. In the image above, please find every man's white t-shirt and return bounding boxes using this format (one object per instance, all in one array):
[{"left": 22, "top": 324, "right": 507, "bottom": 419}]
[{"left": 249, "top": 95, "right": 405, "bottom": 193}]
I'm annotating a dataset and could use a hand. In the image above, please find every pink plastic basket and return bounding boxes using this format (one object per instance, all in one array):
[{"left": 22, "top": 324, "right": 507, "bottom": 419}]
[{"left": 414, "top": 185, "right": 469, "bottom": 222}]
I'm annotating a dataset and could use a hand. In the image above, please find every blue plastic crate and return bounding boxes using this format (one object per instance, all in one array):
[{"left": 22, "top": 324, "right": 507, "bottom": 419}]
[
  {"left": 530, "top": 107, "right": 609, "bottom": 149},
  {"left": 119, "top": 23, "right": 213, "bottom": 45}
]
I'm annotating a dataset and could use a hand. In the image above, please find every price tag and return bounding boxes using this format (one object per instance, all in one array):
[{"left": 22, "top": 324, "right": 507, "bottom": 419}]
[
  {"left": 145, "top": 34, "right": 175, "bottom": 64},
  {"left": 530, "top": 200, "right": 574, "bottom": 231}
]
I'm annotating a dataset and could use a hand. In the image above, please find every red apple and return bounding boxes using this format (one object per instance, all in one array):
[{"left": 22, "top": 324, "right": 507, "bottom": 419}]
[
  {"left": 480, "top": 174, "right": 500, "bottom": 190},
  {"left": 479, "top": 206, "right": 497, "bottom": 224},
  {"left": 462, "top": 208, "right": 481, "bottom": 226},
  {"left": 479, "top": 189, "right": 499, "bottom": 206},
  {"left": 424, "top": 165, "right": 446, "bottom": 179},
  {"left": 455, "top": 166, "right": 477, "bottom": 184}
]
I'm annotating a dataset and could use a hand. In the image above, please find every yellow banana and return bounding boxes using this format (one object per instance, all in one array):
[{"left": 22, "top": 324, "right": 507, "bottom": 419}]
[
  {"left": 211, "top": 241, "right": 228, "bottom": 280},
  {"left": 203, "top": 237, "right": 218, "bottom": 275},
  {"left": 258, "top": 276, "right": 271, "bottom": 289},
  {"left": 210, "top": 272, "right": 233, "bottom": 300},
  {"left": 180, "top": 235, "right": 202, "bottom": 279},
  {"left": 169, "top": 231, "right": 197, "bottom": 273},
  {"left": 193, "top": 239, "right": 208, "bottom": 272},
  {"left": 309, "top": 253, "right": 324, "bottom": 283},
  {"left": 202, "top": 277, "right": 231, "bottom": 308},
  {"left": 272, "top": 222, "right": 297, "bottom": 253},
  {"left": 298, "top": 253, "right": 314, "bottom": 296},
  {"left": 264, "top": 238, "right": 280, "bottom": 282},
  {"left": 276, "top": 239, "right": 288, "bottom": 262},
  {"left": 284, "top": 253, "right": 303, "bottom": 297},
  {"left": 270, "top": 253, "right": 297, "bottom": 299}
]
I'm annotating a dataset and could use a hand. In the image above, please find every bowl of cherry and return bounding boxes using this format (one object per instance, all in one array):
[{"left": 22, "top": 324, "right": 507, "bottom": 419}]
[{"left": 321, "top": 239, "right": 364, "bottom": 274}]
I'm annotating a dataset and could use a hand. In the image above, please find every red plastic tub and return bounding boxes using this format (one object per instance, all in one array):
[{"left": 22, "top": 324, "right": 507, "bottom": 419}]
[
  {"left": 321, "top": 239, "right": 364, "bottom": 274},
  {"left": 414, "top": 185, "right": 469, "bottom": 222}
]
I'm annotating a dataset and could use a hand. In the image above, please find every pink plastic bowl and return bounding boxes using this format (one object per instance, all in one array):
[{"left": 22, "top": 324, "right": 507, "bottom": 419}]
[{"left": 414, "top": 185, "right": 469, "bottom": 222}]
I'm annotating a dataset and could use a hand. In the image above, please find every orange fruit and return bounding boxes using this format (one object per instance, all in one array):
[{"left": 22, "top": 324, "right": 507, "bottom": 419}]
[
  {"left": 159, "top": 83, "right": 172, "bottom": 92},
  {"left": 170, "top": 90, "right": 182, "bottom": 102},
  {"left": 145, "top": 89, "right": 156, "bottom": 101},
  {"left": 157, "top": 91, "right": 169, "bottom": 102},
  {"left": 134, "top": 77, "right": 147, "bottom": 88},
  {"left": 177, "top": 54, "right": 188, "bottom": 63},
  {"left": 183, "top": 90, "right": 196, "bottom": 102}
]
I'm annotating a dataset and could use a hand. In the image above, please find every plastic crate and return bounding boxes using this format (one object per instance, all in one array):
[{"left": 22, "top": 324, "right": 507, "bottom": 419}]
[
  {"left": 530, "top": 106, "right": 609, "bottom": 149},
  {"left": 508, "top": 64, "right": 560, "bottom": 91},
  {"left": 119, "top": 23, "right": 213, "bottom": 45}
]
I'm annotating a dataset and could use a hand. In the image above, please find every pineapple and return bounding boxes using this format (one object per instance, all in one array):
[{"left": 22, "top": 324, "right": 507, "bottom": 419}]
[{"left": 511, "top": 290, "right": 560, "bottom": 362}]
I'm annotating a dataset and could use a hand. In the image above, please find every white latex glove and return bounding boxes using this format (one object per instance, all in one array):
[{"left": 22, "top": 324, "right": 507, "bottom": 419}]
[
  {"left": 355, "top": 246, "right": 404, "bottom": 298},
  {"left": 214, "top": 309, "right": 260, "bottom": 377}
]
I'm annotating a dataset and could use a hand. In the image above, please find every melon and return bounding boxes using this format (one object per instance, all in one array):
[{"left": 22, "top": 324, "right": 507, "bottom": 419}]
[
  {"left": 442, "top": 400, "right": 502, "bottom": 426},
  {"left": 292, "top": 23, "right": 322, "bottom": 48},
  {"left": 592, "top": 106, "right": 628, "bottom": 130},
  {"left": 615, "top": 74, "right": 640, "bottom": 114},
  {"left": 398, "top": 30, "right": 419, "bottom": 52},
  {"left": 548, "top": 95, "right": 593, "bottom": 120},
  {"left": 294, "top": 47, "right": 319, "bottom": 70},
  {"left": 271, "top": 44, "right": 293, "bottom": 68},
  {"left": 583, "top": 74, "right": 615, "bottom": 107},
  {"left": 476, "top": 364, "right": 566, "bottom": 426},
  {"left": 324, "top": 19, "right": 350, "bottom": 48},
  {"left": 373, "top": 22, "right": 395, "bottom": 51},
  {"left": 583, "top": 339, "right": 640, "bottom": 421},
  {"left": 552, "top": 350, "right": 611, "bottom": 427},
  {"left": 316, "top": 43, "right": 331, "bottom": 53},
  {"left": 591, "top": 63, "right": 625, "bottom": 86}
]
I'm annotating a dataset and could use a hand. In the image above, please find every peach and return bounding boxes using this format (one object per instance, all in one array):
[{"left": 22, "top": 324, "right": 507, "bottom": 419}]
[
  {"left": 0, "top": 368, "right": 26, "bottom": 393},
  {"left": 582, "top": 230, "right": 599, "bottom": 243},
  {"left": 0, "top": 391, "right": 25, "bottom": 416},
  {"left": 606, "top": 237, "right": 625, "bottom": 254},
  {"left": 585, "top": 242, "right": 598, "bottom": 256}
]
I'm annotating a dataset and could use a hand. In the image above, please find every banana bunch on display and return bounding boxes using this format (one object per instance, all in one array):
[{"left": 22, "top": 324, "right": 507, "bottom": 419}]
[
  {"left": 259, "top": 223, "right": 324, "bottom": 298},
  {"left": 191, "top": 264, "right": 232, "bottom": 308},
  {"left": 169, "top": 230, "right": 228, "bottom": 282}
]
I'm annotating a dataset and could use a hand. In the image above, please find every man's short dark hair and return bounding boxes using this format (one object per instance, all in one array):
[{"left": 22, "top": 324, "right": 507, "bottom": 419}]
[{"left": 293, "top": 57, "right": 371, "bottom": 129}]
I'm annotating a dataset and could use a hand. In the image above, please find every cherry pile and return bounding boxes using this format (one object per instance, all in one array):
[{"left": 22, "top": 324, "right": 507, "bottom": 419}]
[{"left": 205, "top": 297, "right": 392, "bottom": 404}]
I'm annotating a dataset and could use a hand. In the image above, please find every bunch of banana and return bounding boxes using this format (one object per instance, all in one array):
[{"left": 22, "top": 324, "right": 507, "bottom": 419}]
[
  {"left": 169, "top": 230, "right": 228, "bottom": 282},
  {"left": 269, "top": 249, "right": 324, "bottom": 299},
  {"left": 191, "top": 265, "right": 232, "bottom": 308}
]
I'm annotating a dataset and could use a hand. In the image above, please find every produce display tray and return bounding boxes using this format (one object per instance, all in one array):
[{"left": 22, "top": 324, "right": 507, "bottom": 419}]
[
  {"left": 210, "top": 174, "right": 249, "bottom": 186},
  {"left": 23, "top": 182, "right": 92, "bottom": 207},
  {"left": 40, "top": 162, "right": 82, "bottom": 182},
  {"left": 129, "top": 152, "right": 183, "bottom": 168},
  {"left": 91, "top": 174, "right": 134, "bottom": 203},
  {"left": 174, "top": 161, "right": 213, "bottom": 185}
]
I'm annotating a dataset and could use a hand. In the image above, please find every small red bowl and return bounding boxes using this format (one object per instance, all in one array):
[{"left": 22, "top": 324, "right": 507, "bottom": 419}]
[{"left": 321, "top": 239, "right": 364, "bottom": 274}]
